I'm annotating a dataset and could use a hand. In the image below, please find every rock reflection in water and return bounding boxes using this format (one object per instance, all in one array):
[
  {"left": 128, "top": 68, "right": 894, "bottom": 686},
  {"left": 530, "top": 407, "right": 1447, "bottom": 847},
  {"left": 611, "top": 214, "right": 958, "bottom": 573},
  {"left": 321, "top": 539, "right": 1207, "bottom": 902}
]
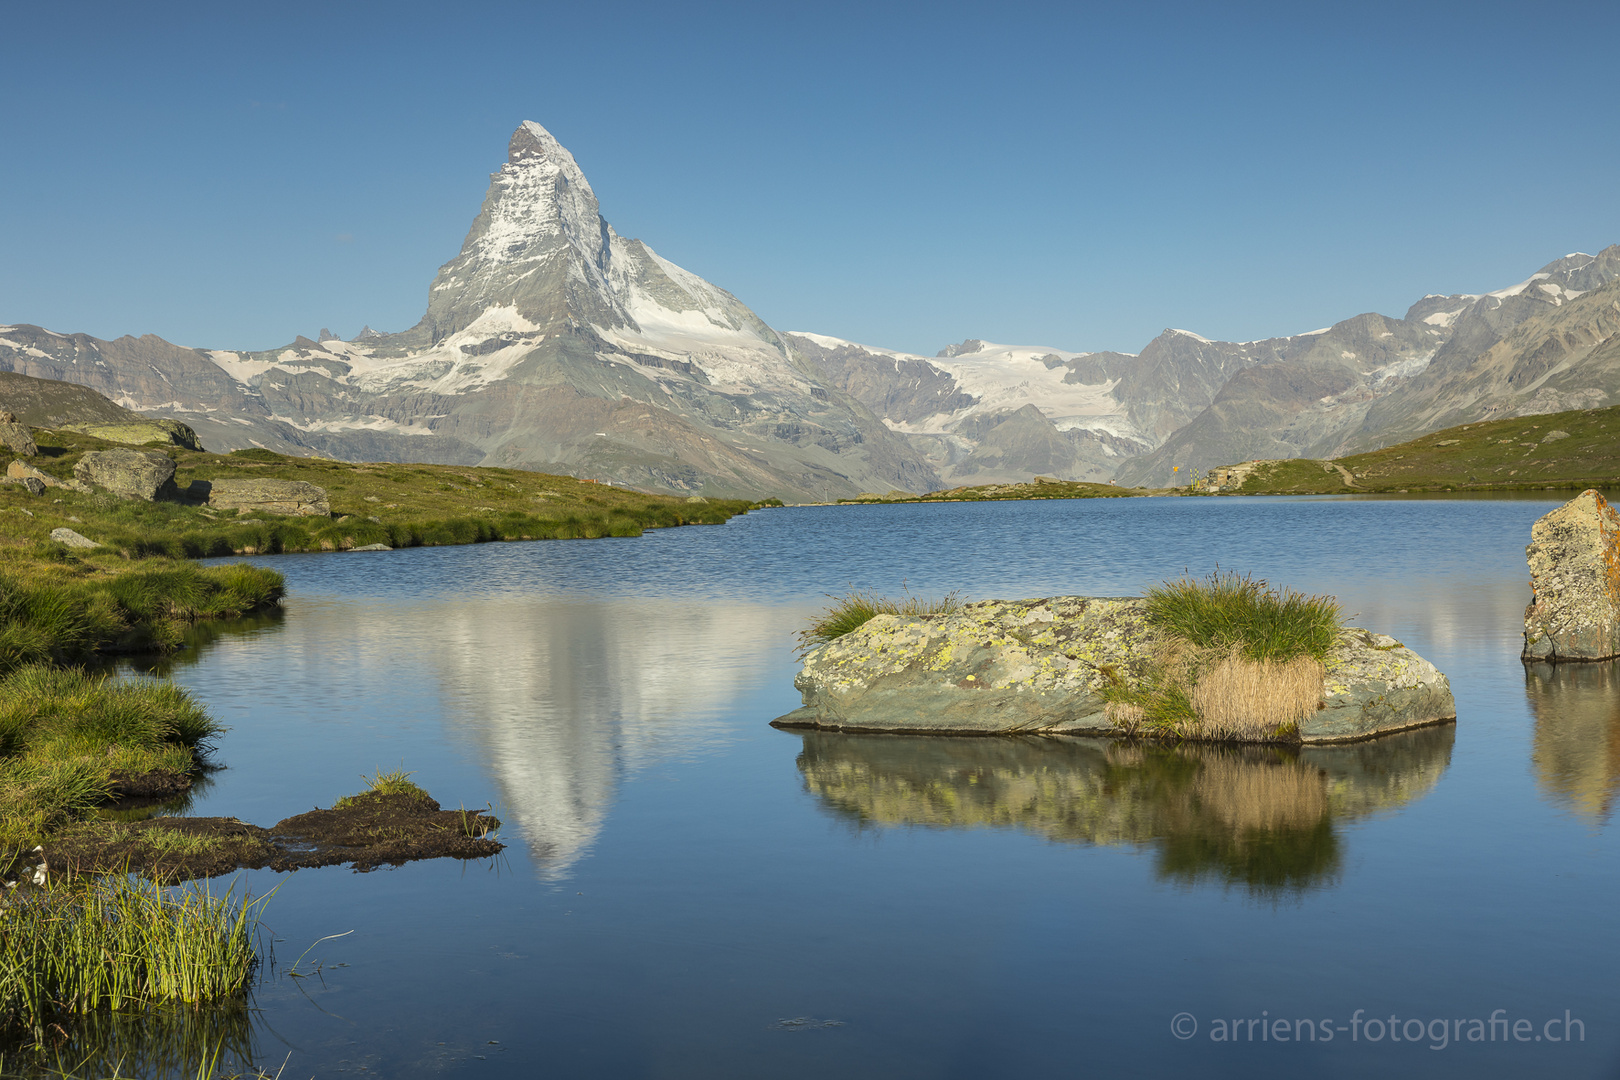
[
  {"left": 796, "top": 727, "right": 1454, "bottom": 896},
  {"left": 1526, "top": 661, "right": 1620, "bottom": 819}
]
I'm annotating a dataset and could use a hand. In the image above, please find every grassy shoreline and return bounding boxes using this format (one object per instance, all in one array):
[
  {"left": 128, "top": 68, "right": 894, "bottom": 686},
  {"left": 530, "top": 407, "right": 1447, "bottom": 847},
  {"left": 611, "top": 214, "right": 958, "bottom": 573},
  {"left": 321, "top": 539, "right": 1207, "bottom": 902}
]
[
  {"left": 6, "top": 429, "right": 757, "bottom": 559},
  {"left": 1196, "top": 403, "right": 1620, "bottom": 496}
]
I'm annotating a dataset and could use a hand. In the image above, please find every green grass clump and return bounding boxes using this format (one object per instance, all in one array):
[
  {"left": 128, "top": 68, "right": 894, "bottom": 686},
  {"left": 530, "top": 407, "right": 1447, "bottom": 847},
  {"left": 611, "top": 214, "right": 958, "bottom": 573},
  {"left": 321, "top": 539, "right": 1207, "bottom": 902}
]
[
  {"left": 0, "top": 555, "right": 283, "bottom": 671},
  {"left": 332, "top": 768, "right": 430, "bottom": 810},
  {"left": 1143, "top": 571, "right": 1341, "bottom": 663},
  {"left": 0, "top": 875, "right": 267, "bottom": 1045},
  {"left": 0, "top": 666, "right": 219, "bottom": 850},
  {"left": 797, "top": 588, "right": 963, "bottom": 653}
]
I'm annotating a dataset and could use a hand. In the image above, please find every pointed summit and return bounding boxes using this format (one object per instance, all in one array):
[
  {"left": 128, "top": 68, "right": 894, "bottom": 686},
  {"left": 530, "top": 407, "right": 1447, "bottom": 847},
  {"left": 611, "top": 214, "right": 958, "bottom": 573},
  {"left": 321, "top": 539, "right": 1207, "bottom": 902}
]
[{"left": 414, "top": 121, "right": 626, "bottom": 343}]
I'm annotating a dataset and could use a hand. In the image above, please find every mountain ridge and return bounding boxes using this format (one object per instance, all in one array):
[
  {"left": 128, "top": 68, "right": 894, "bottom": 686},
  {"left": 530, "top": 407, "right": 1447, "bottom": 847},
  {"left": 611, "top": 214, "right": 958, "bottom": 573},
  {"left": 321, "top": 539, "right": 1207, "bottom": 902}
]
[{"left": 1, "top": 120, "right": 1615, "bottom": 496}]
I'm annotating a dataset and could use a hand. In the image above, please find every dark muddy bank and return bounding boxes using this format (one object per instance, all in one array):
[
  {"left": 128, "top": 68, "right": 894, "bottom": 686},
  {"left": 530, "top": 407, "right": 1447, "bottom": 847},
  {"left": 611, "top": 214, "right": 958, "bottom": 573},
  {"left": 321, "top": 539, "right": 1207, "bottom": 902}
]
[{"left": 41, "top": 789, "right": 502, "bottom": 882}]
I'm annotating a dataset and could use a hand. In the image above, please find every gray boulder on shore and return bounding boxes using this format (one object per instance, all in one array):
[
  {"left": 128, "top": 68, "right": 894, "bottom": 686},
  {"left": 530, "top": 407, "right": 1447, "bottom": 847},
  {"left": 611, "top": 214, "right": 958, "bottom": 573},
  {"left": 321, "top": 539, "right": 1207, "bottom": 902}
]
[
  {"left": 73, "top": 448, "right": 179, "bottom": 501},
  {"left": 773, "top": 596, "right": 1456, "bottom": 744},
  {"left": 1523, "top": 490, "right": 1620, "bottom": 662},
  {"left": 194, "top": 478, "right": 331, "bottom": 517}
]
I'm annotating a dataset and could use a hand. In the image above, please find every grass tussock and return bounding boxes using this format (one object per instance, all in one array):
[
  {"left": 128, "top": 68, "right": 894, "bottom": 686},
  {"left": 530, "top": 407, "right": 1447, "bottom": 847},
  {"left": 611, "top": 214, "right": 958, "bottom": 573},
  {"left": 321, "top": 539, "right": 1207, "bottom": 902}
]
[
  {"left": 1108, "top": 573, "right": 1343, "bottom": 743},
  {"left": 797, "top": 588, "right": 962, "bottom": 653},
  {"left": 0, "top": 554, "right": 283, "bottom": 671},
  {"left": 0, "top": 875, "right": 267, "bottom": 1046},
  {"left": 1143, "top": 571, "right": 1340, "bottom": 663},
  {"left": 0, "top": 667, "right": 220, "bottom": 851},
  {"left": 332, "top": 768, "right": 429, "bottom": 810}
]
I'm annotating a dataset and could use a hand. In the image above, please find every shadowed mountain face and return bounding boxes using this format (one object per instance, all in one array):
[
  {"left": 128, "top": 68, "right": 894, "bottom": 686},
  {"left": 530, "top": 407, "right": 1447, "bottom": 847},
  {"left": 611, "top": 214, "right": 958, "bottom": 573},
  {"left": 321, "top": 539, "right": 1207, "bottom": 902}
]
[{"left": 794, "top": 727, "right": 1454, "bottom": 897}]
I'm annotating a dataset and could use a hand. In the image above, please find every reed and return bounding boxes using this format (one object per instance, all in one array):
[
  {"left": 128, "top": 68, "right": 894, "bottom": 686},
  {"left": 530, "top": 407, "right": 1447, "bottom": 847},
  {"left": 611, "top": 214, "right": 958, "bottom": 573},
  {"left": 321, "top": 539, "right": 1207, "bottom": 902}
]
[{"left": 0, "top": 875, "right": 269, "bottom": 1046}]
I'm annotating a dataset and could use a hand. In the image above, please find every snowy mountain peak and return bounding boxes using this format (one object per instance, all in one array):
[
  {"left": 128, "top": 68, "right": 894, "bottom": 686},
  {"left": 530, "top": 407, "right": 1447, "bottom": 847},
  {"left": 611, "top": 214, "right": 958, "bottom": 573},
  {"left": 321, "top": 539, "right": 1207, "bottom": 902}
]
[{"left": 413, "top": 121, "right": 621, "bottom": 343}]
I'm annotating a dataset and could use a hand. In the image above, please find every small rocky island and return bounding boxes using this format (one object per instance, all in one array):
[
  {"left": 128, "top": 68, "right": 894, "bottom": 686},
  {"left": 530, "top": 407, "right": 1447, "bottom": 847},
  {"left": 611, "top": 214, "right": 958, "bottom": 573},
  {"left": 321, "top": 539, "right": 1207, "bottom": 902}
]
[{"left": 775, "top": 588, "right": 1456, "bottom": 744}]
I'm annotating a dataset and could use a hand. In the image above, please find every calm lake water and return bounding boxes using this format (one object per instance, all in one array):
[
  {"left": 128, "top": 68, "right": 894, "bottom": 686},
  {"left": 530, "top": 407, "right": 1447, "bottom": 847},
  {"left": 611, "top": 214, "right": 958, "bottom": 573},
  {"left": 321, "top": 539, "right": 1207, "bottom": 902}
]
[{"left": 72, "top": 496, "right": 1620, "bottom": 1076}]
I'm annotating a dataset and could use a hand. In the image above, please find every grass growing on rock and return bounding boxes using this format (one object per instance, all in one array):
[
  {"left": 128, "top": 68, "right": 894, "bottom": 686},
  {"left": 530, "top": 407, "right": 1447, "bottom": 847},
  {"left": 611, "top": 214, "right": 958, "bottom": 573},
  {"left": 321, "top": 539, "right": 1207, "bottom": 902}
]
[
  {"left": 0, "top": 875, "right": 267, "bottom": 1047},
  {"left": 1107, "top": 572, "right": 1344, "bottom": 743},
  {"left": 797, "top": 588, "right": 963, "bottom": 653},
  {"left": 1143, "top": 571, "right": 1341, "bottom": 663}
]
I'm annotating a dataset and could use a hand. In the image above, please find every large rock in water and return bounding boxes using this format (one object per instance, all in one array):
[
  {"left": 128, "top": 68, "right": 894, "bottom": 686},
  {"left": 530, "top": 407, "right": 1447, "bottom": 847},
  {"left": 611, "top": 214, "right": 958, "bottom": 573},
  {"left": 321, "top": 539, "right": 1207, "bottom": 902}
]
[
  {"left": 1523, "top": 490, "right": 1620, "bottom": 661},
  {"left": 73, "top": 448, "right": 178, "bottom": 501},
  {"left": 773, "top": 597, "right": 1456, "bottom": 744},
  {"left": 197, "top": 478, "right": 330, "bottom": 517}
]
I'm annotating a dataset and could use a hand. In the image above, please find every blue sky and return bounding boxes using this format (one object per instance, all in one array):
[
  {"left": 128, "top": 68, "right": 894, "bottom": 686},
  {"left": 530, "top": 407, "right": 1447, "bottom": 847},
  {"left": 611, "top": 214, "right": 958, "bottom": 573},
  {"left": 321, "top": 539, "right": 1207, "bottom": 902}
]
[{"left": 3, "top": 1, "right": 1617, "bottom": 355}]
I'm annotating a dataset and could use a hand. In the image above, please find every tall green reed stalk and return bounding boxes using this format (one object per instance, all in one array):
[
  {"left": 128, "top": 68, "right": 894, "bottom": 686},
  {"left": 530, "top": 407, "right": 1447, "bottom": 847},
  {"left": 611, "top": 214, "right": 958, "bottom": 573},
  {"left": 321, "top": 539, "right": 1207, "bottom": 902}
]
[{"left": 0, "top": 875, "right": 271, "bottom": 1045}]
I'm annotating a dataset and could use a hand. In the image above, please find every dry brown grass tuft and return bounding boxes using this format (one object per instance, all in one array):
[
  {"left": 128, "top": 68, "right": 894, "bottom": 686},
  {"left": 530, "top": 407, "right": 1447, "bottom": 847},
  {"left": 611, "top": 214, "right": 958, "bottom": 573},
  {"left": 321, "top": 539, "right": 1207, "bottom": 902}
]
[{"left": 1188, "top": 647, "right": 1324, "bottom": 741}]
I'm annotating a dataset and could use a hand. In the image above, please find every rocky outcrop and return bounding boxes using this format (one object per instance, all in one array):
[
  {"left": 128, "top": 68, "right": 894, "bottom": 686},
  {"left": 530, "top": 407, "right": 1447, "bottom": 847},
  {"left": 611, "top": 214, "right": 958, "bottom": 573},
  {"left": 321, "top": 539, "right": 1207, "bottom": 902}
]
[
  {"left": 6, "top": 460, "right": 90, "bottom": 493},
  {"left": 197, "top": 478, "right": 330, "bottom": 517},
  {"left": 0, "top": 412, "right": 37, "bottom": 456},
  {"left": 73, "top": 449, "right": 179, "bottom": 501},
  {"left": 773, "top": 597, "right": 1455, "bottom": 744},
  {"left": 1522, "top": 490, "right": 1620, "bottom": 661}
]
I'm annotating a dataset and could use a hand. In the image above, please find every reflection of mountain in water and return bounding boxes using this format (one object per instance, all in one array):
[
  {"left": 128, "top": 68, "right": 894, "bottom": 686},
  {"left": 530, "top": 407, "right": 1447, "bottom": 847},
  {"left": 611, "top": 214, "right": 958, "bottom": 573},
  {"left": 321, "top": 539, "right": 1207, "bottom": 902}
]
[
  {"left": 1526, "top": 661, "right": 1620, "bottom": 820},
  {"left": 796, "top": 727, "right": 1453, "bottom": 896},
  {"left": 430, "top": 599, "right": 788, "bottom": 877}
]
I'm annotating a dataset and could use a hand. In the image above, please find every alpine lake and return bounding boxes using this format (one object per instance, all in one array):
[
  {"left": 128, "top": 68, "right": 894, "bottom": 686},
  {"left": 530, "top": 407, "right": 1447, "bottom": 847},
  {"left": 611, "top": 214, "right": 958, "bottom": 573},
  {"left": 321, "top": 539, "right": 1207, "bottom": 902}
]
[{"left": 51, "top": 494, "right": 1620, "bottom": 1078}]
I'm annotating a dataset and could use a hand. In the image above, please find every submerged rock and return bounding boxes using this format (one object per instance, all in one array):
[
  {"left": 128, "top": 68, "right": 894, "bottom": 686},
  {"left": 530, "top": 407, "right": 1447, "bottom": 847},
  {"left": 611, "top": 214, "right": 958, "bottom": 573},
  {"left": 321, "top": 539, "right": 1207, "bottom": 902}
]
[
  {"left": 773, "top": 596, "right": 1455, "bottom": 744},
  {"left": 1523, "top": 490, "right": 1620, "bottom": 662},
  {"left": 73, "top": 448, "right": 179, "bottom": 501}
]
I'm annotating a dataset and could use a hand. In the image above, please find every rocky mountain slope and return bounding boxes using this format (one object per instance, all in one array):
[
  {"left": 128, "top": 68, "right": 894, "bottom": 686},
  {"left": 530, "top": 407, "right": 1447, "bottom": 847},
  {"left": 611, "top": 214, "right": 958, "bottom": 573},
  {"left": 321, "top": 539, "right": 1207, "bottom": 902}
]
[
  {"left": 1115, "top": 248, "right": 1620, "bottom": 486},
  {"left": 0, "top": 123, "right": 940, "bottom": 501},
  {"left": 2, "top": 119, "right": 1615, "bottom": 495}
]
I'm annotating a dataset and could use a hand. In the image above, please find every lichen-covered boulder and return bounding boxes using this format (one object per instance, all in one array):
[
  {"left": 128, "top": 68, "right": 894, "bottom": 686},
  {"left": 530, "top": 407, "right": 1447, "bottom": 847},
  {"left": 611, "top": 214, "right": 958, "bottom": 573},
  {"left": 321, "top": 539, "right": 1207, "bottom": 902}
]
[
  {"left": 1523, "top": 490, "right": 1620, "bottom": 661},
  {"left": 0, "top": 413, "right": 38, "bottom": 457},
  {"left": 773, "top": 597, "right": 1455, "bottom": 744},
  {"left": 197, "top": 478, "right": 330, "bottom": 517},
  {"left": 73, "top": 448, "right": 179, "bottom": 501},
  {"left": 59, "top": 419, "right": 203, "bottom": 451}
]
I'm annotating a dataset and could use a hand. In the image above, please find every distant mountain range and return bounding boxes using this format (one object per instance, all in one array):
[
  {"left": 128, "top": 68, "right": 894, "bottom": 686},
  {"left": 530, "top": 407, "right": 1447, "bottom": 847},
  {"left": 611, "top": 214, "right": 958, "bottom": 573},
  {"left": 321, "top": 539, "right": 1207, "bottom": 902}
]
[{"left": 2, "top": 120, "right": 1616, "bottom": 496}]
